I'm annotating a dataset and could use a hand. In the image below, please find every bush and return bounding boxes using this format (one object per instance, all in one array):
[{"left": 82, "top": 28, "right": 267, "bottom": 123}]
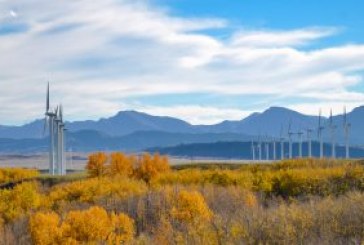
[{"left": 86, "top": 152, "right": 108, "bottom": 177}]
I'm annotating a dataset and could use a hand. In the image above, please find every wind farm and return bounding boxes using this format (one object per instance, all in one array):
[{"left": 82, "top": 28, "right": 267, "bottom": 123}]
[
  {"left": 44, "top": 83, "right": 66, "bottom": 175},
  {"left": 1, "top": 0, "right": 364, "bottom": 244}
]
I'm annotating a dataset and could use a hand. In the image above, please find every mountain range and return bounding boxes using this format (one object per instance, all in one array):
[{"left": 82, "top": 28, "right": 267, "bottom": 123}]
[{"left": 0, "top": 106, "right": 364, "bottom": 154}]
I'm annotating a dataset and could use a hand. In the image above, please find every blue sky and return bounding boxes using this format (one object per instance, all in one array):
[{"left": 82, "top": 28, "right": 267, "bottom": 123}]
[
  {"left": 156, "top": 0, "right": 364, "bottom": 44},
  {"left": 0, "top": 0, "right": 364, "bottom": 125}
]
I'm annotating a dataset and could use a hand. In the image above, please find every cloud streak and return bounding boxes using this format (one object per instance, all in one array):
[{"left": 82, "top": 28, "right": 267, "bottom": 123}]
[{"left": 0, "top": 0, "right": 364, "bottom": 125}]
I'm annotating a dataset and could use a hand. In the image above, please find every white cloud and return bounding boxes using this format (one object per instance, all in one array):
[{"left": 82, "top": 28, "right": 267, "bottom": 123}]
[
  {"left": 0, "top": 0, "right": 364, "bottom": 125},
  {"left": 231, "top": 27, "right": 338, "bottom": 47}
]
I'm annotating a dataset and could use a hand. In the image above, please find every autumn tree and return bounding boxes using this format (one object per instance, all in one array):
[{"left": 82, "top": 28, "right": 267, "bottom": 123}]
[
  {"left": 86, "top": 152, "right": 108, "bottom": 177},
  {"left": 134, "top": 153, "right": 170, "bottom": 183},
  {"left": 110, "top": 213, "right": 135, "bottom": 243},
  {"left": 29, "top": 212, "right": 62, "bottom": 245},
  {"left": 109, "top": 152, "right": 134, "bottom": 177},
  {"left": 0, "top": 182, "right": 41, "bottom": 222},
  {"left": 64, "top": 206, "right": 113, "bottom": 242},
  {"left": 171, "top": 190, "right": 213, "bottom": 224}
]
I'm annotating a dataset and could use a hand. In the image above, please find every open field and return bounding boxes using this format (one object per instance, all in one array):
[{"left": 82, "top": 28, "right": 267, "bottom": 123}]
[
  {"left": 0, "top": 153, "right": 271, "bottom": 171},
  {"left": 0, "top": 154, "right": 363, "bottom": 244}
]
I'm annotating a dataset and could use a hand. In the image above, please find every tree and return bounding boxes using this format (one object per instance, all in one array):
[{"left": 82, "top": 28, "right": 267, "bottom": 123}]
[
  {"left": 134, "top": 153, "right": 170, "bottom": 183},
  {"left": 64, "top": 206, "right": 113, "bottom": 242},
  {"left": 0, "top": 182, "right": 41, "bottom": 222},
  {"left": 109, "top": 152, "right": 134, "bottom": 177},
  {"left": 110, "top": 213, "right": 135, "bottom": 243},
  {"left": 86, "top": 152, "right": 108, "bottom": 177},
  {"left": 171, "top": 190, "right": 213, "bottom": 224},
  {"left": 29, "top": 212, "right": 62, "bottom": 245}
]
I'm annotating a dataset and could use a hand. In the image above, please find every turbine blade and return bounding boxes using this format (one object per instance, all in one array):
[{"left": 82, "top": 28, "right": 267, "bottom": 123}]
[{"left": 60, "top": 104, "right": 63, "bottom": 122}]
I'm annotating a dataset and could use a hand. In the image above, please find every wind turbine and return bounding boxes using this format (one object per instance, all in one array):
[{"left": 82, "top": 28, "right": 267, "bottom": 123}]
[
  {"left": 288, "top": 121, "right": 294, "bottom": 159},
  {"left": 272, "top": 137, "right": 276, "bottom": 161},
  {"left": 44, "top": 83, "right": 67, "bottom": 176},
  {"left": 329, "top": 109, "right": 337, "bottom": 159},
  {"left": 44, "top": 83, "right": 56, "bottom": 175},
  {"left": 318, "top": 109, "right": 325, "bottom": 159},
  {"left": 306, "top": 128, "right": 313, "bottom": 158},
  {"left": 258, "top": 136, "right": 262, "bottom": 161},
  {"left": 280, "top": 125, "right": 285, "bottom": 160},
  {"left": 251, "top": 141, "right": 256, "bottom": 161},
  {"left": 343, "top": 106, "right": 351, "bottom": 159},
  {"left": 297, "top": 129, "right": 304, "bottom": 158},
  {"left": 265, "top": 135, "right": 270, "bottom": 160},
  {"left": 59, "top": 105, "right": 66, "bottom": 175}
]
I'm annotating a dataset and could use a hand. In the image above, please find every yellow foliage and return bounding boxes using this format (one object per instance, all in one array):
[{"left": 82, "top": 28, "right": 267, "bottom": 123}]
[
  {"left": 29, "top": 207, "right": 135, "bottom": 244},
  {"left": 109, "top": 212, "right": 135, "bottom": 243},
  {"left": 29, "top": 212, "right": 62, "bottom": 245},
  {"left": 0, "top": 182, "right": 41, "bottom": 222},
  {"left": 134, "top": 153, "right": 171, "bottom": 183},
  {"left": 0, "top": 168, "right": 39, "bottom": 184},
  {"left": 48, "top": 177, "right": 147, "bottom": 205},
  {"left": 109, "top": 152, "right": 134, "bottom": 177},
  {"left": 64, "top": 206, "right": 113, "bottom": 242},
  {"left": 86, "top": 152, "right": 108, "bottom": 177},
  {"left": 171, "top": 190, "right": 213, "bottom": 224}
]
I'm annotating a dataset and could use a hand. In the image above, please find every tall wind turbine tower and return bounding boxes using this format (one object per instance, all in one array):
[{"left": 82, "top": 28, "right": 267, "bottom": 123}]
[
  {"left": 44, "top": 83, "right": 67, "bottom": 176},
  {"left": 265, "top": 136, "right": 270, "bottom": 160},
  {"left": 258, "top": 137, "right": 262, "bottom": 161},
  {"left": 297, "top": 130, "right": 304, "bottom": 158},
  {"left": 343, "top": 107, "right": 351, "bottom": 159},
  {"left": 306, "top": 129, "right": 313, "bottom": 158},
  {"left": 329, "top": 109, "right": 337, "bottom": 159},
  {"left": 288, "top": 121, "right": 294, "bottom": 159},
  {"left": 272, "top": 137, "right": 276, "bottom": 161},
  {"left": 280, "top": 125, "right": 285, "bottom": 160},
  {"left": 318, "top": 109, "right": 325, "bottom": 159},
  {"left": 44, "top": 83, "right": 56, "bottom": 175},
  {"left": 251, "top": 141, "right": 256, "bottom": 161}
]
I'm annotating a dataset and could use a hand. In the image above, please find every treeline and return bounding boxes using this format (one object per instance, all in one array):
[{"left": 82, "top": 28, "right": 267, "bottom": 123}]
[
  {"left": 0, "top": 156, "right": 363, "bottom": 244},
  {"left": 86, "top": 152, "right": 170, "bottom": 182}
]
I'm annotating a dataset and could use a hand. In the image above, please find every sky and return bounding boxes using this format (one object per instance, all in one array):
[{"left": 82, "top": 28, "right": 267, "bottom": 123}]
[{"left": 1, "top": 0, "right": 364, "bottom": 125}]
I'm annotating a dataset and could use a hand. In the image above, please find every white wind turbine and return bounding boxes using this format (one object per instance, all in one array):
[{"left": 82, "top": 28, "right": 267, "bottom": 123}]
[
  {"left": 329, "top": 109, "right": 337, "bottom": 159},
  {"left": 343, "top": 107, "right": 351, "bottom": 159},
  {"left": 318, "top": 109, "right": 325, "bottom": 159}
]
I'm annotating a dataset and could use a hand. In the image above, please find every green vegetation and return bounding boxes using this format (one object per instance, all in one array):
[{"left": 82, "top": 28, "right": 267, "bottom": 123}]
[{"left": 0, "top": 156, "right": 363, "bottom": 244}]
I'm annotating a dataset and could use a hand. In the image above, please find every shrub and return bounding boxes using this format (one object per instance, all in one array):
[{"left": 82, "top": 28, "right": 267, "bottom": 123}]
[
  {"left": 0, "top": 182, "right": 41, "bottom": 222},
  {"left": 109, "top": 152, "right": 134, "bottom": 177},
  {"left": 171, "top": 190, "right": 213, "bottom": 224},
  {"left": 134, "top": 153, "right": 170, "bottom": 183},
  {"left": 86, "top": 152, "right": 108, "bottom": 177}
]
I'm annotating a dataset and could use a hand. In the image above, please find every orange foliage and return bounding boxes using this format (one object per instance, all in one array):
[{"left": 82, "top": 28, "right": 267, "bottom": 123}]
[
  {"left": 0, "top": 168, "right": 39, "bottom": 184},
  {"left": 86, "top": 152, "right": 108, "bottom": 177},
  {"left": 29, "top": 206, "right": 134, "bottom": 244},
  {"left": 134, "top": 153, "right": 170, "bottom": 183},
  {"left": 0, "top": 182, "right": 41, "bottom": 222},
  {"left": 48, "top": 177, "right": 147, "bottom": 205},
  {"left": 109, "top": 152, "right": 134, "bottom": 177},
  {"left": 29, "top": 212, "right": 63, "bottom": 245},
  {"left": 171, "top": 190, "right": 213, "bottom": 224},
  {"left": 110, "top": 213, "right": 135, "bottom": 243},
  {"left": 64, "top": 206, "right": 113, "bottom": 242}
]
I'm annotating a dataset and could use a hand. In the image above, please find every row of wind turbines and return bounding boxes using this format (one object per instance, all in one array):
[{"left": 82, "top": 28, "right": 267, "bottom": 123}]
[
  {"left": 251, "top": 108, "right": 351, "bottom": 161},
  {"left": 44, "top": 83, "right": 67, "bottom": 175}
]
